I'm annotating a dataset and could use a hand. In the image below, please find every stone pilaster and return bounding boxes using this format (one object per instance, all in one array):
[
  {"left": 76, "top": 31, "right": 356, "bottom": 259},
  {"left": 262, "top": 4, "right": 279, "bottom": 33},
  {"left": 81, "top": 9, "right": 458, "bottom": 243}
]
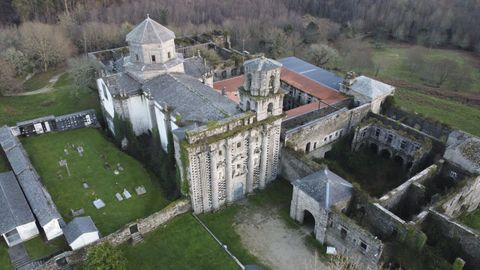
[
  {"left": 259, "top": 128, "right": 268, "bottom": 189},
  {"left": 209, "top": 146, "right": 219, "bottom": 210},
  {"left": 247, "top": 130, "right": 255, "bottom": 193},
  {"left": 225, "top": 139, "right": 233, "bottom": 203},
  {"left": 199, "top": 152, "right": 211, "bottom": 212}
]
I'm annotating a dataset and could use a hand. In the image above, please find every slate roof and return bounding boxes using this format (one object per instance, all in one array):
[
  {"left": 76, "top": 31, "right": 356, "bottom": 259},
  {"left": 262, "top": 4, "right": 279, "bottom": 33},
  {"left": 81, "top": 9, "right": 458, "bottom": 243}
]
[
  {"left": 244, "top": 56, "right": 282, "bottom": 72},
  {"left": 126, "top": 16, "right": 175, "bottom": 44},
  {"left": 17, "top": 169, "right": 61, "bottom": 227},
  {"left": 144, "top": 73, "right": 240, "bottom": 124},
  {"left": 63, "top": 216, "right": 98, "bottom": 244},
  {"left": 279, "top": 56, "right": 342, "bottom": 91},
  {"left": 0, "top": 171, "right": 36, "bottom": 235},
  {"left": 293, "top": 169, "right": 353, "bottom": 209},
  {"left": 184, "top": 56, "right": 209, "bottom": 78},
  {"left": 444, "top": 131, "right": 480, "bottom": 174},
  {"left": 103, "top": 72, "right": 142, "bottom": 96},
  {"left": 0, "top": 126, "right": 62, "bottom": 227},
  {"left": 350, "top": 76, "right": 395, "bottom": 99}
]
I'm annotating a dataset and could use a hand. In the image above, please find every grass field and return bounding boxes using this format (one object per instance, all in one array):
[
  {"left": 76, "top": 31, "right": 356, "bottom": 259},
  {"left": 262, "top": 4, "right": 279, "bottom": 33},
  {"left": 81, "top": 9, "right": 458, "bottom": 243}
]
[
  {"left": 0, "top": 73, "right": 100, "bottom": 126},
  {"left": 22, "top": 128, "right": 170, "bottom": 235},
  {"left": 0, "top": 242, "right": 11, "bottom": 270},
  {"left": 395, "top": 88, "right": 480, "bottom": 136},
  {"left": 0, "top": 151, "right": 9, "bottom": 172},
  {"left": 23, "top": 69, "right": 65, "bottom": 92},
  {"left": 372, "top": 45, "right": 480, "bottom": 94},
  {"left": 459, "top": 209, "right": 480, "bottom": 231},
  {"left": 120, "top": 214, "right": 238, "bottom": 270},
  {"left": 23, "top": 237, "right": 69, "bottom": 260}
]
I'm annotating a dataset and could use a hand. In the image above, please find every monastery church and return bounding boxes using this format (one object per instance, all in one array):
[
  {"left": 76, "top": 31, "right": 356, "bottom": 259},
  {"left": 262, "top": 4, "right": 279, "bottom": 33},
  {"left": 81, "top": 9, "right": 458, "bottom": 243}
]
[{"left": 96, "top": 16, "right": 284, "bottom": 213}]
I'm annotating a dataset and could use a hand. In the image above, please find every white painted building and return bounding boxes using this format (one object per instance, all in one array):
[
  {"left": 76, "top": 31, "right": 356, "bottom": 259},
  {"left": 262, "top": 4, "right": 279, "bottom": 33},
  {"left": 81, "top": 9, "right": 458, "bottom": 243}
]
[{"left": 63, "top": 216, "right": 100, "bottom": 250}]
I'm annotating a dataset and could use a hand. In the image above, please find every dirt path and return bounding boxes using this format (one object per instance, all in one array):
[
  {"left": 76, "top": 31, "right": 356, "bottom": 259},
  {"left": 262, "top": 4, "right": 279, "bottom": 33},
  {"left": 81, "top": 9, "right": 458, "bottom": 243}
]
[
  {"left": 6, "top": 72, "right": 65, "bottom": 97},
  {"left": 235, "top": 206, "right": 328, "bottom": 270}
]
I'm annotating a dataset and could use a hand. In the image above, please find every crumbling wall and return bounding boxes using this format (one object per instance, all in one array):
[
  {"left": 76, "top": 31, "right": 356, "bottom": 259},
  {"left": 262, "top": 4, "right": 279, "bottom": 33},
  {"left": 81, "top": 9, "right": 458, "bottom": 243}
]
[
  {"left": 441, "top": 175, "right": 480, "bottom": 218},
  {"left": 379, "top": 164, "right": 438, "bottom": 210},
  {"left": 279, "top": 148, "right": 323, "bottom": 182},
  {"left": 423, "top": 210, "right": 480, "bottom": 270},
  {"left": 364, "top": 203, "right": 407, "bottom": 239}
]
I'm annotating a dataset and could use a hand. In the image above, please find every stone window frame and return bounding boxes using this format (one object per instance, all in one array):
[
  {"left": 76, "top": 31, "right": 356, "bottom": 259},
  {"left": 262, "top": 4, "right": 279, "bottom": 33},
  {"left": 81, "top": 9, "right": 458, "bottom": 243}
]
[
  {"left": 151, "top": 55, "right": 156, "bottom": 62},
  {"left": 359, "top": 240, "right": 368, "bottom": 253}
]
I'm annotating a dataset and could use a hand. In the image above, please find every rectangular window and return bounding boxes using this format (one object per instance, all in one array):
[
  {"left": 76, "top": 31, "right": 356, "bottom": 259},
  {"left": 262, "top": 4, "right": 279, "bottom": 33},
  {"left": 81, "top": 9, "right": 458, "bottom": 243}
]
[
  {"left": 218, "top": 150, "right": 222, "bottom": 156},
  {"left": 151, "top": 55, "right": 156, "bottom": 62},
  {"left": 375, "top": 129, "right": 380, "bottom": 137},
  {"left": 400, "top": 140, "right": 407, "bottom": 150},
  {"left": 237, "top": 142, "right": 241, "bottom": 148},
  {"left": 168, "top": 52, "right": 171, "bottom": 59},
  {"left": 340, "top": 227, "right": 348, "bottom": 239},
  {"left": 360, "top": 241, "right": 368, "bottom": 251},
  {"left": 135, "top": 54, "right": 139, "bottom": 61},
  {"left": 102, "top": 84, "right": 108, "bottom": 101},
  {"left": 387, "top": 134, "right": 393, "bottom": 144}
]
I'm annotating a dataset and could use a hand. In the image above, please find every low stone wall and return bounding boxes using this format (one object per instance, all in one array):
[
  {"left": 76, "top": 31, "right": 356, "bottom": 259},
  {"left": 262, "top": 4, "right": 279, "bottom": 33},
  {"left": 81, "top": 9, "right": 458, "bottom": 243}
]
[
  {"left": 424, "top": 210, "right": 480, "bottom": 270},
  {"left": 441, "top": 175, "right": 480, "bottom": 218},
  {"left": 39, "top": 199, "right": 191, "bottom": 270},
  {"left": 379, "top": 164, "right": 438, "bottom": 210}
]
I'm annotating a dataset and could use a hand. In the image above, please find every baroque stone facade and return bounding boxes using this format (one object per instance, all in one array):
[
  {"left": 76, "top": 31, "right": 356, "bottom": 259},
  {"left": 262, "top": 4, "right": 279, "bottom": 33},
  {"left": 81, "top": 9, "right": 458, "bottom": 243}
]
[{"left": 176, "top": 57, "right": 284, "bottom": 213}]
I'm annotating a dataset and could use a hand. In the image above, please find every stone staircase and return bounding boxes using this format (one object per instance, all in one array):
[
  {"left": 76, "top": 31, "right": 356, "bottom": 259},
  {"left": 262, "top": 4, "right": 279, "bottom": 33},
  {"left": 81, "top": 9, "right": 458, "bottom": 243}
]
[{"left": 130, "top": 232, "right": 144, "bottom": 245}]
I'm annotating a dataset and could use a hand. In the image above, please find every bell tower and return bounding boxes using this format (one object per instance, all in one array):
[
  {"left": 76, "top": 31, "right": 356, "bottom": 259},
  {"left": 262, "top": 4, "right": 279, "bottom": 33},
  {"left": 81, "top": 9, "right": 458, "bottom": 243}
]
[{"left": 239, "top": 56, "right": 284, "bottom": 121}]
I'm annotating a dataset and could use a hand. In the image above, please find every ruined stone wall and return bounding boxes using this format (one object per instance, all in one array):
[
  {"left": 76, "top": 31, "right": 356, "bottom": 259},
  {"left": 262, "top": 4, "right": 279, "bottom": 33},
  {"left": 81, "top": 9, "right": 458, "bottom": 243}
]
[
  {"left": 279, "top": 148, "right": 323, "bottom": 182},
  {"left": 379, "top": 164, "right": 438, "bottom": 210},
  {"left": 364, "top": 203, "right": 407, "bottom": 239},
  {"left": 423, "top": 210, "right": 480, "bottom": 270},
  {"left": 38, "top": 199, "right": 191, "bottom": 270},
  {"left": 283, "top": 103, "right": 370, "bottom": 154},
  {"left": 325, "top": 211, "right": 383, "bottom": 270},
  {"left": 441, "top": 175, "right": 480, "bottom": 218}
]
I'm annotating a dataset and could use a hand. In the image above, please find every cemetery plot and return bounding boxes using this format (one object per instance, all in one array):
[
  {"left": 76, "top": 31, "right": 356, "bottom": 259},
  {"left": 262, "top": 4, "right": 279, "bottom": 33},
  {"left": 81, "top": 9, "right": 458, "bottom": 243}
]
[{"left": 22, "top": 128, "right": 170, "bottom": 234}]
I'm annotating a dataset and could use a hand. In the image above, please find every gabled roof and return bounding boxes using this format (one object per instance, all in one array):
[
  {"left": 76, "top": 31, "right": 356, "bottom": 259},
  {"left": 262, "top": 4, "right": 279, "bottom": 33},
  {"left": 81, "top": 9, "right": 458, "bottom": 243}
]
[
  {"left": 279, "top": 56, "right": 342, "bottom": 91},
  {"left": 126, "top": 16, "right": 175, "bottom": 44},
  {"left": 64, "top": 216, "right": 98, "bottom": 244},
  {"left": 184, "top": 56, "right": 209, "bottom": 79},
  {"left": 0, "top": 171, "right": 36, "bottom": 234},
  {"left": 244, "top": 57, "right": 282, "bottom": 72},
  {"left": 293, "top": 169, "right": 353, "bottom": 209},
  {"left": 350, "top": 76, "right": 395, "bottom": 99},
  {"left": 144, "top": 73, "right": 240, "bottom": 124}
]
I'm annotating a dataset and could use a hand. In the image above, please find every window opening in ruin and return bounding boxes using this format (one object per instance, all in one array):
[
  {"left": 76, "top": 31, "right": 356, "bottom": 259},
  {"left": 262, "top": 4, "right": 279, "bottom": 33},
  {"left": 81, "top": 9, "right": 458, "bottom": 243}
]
[{"left": 151, "top": 55, "right": 156, "bottom": 62}]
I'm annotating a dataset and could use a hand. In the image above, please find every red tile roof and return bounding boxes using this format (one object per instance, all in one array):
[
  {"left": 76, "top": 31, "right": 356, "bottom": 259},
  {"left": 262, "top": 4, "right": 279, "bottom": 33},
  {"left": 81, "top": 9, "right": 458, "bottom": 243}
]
[{"left": 212, "top": 76, "right": 243, "bottom": 103}]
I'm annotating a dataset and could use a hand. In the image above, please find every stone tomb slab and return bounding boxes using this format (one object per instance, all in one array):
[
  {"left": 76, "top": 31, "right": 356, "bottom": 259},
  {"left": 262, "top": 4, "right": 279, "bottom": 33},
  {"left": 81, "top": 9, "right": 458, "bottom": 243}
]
[
  {"left": 115, "top": 193, "right": 123, "bottom": 201},
  {"left": 123, "top": 189, "right": 132, "bottom": 199},
  {"left": 93, "top": 199, "right": 106, "bottom": 209},
  {"left": 135, "top": 186, "right": 146, "bottom": 195}
]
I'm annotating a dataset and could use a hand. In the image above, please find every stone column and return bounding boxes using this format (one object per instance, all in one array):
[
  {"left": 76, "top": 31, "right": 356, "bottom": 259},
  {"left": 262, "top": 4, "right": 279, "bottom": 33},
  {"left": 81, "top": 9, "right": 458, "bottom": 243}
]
[
  {"left": 259, "top": 128, "right": 268, "bottom": 189},
  {"left": 199, "top": 152, "right": 211, "bottom": 212},
  {"left": 225, "top": 139, "right": 233, "bottom": 203},
  {"left": 247, "top": 130, "right": 255, "bottom": 193},
  {"left": 209, "top": 146, "right": 220, "bottom": 210}
]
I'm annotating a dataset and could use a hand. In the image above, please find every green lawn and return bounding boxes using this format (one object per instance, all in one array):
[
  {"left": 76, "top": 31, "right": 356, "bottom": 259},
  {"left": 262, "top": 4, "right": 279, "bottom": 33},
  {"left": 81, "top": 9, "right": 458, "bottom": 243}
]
[
  {"left": 395, "top": 88, "right": 480, "bottom": 136},
  {"left": 120, "top": 214, "right": 238, "bottom": 270},
  {"left": 22, "top": 128, "right": 170, "bottom": 235},
  {"left": 0, "top": 73, "right": 100, "bottom": 126},
  {"left": 23, "top": 69, "right": 65, "bottom": 92},
  {"left": 23, "top": 237, "right": 69, "bottom": 260},
  {"left": 459, "top": 208, "right": 480, "bottom": 231},
  {"left": 372, "top": 46, "right": 480, "bottom": 94},
  {"left": 0, "top": 242, "right": 12, "bottom": 270},
  {"left": 0, "top": 150, "right": 9, "bottom": 172}
]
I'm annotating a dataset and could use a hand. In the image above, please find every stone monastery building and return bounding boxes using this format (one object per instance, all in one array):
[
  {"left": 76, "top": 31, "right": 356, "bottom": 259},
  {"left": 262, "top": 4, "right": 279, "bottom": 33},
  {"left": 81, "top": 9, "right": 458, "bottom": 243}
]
[{"left": 95, "top": 16, "right": 284, "bottom": 213}]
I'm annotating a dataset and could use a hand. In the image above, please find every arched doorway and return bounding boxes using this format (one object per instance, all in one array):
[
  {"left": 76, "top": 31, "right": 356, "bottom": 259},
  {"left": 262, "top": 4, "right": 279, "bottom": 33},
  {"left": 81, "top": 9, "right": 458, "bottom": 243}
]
[
  {"left": 394, "top": 155, "right": 404, "bottom": 166},
  {"left": 267, "top": 103, "right": 273, "bottom": 115},
  {"left": 369, "top": 143, "right": 379, "bottom": 153},
  {"left": 302, "top": 210, "right": 316, "bottom": 235},
  {"left": 380, "top": 149, "right": 391, "bottom": 159},
  {"left": 305, "top": 142, "right": 311, "bottom": 153}
]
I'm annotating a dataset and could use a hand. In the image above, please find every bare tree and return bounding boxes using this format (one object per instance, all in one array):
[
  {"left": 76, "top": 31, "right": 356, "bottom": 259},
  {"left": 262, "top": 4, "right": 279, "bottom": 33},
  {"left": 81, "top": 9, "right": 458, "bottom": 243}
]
[
  {"left": 67, "top": 56, "right": 100, "bottom": 91},
  {"left": 306, "top": 44, "right": 339, "bottom": 68},
  {"left": 20, "top": 22, "right": 74, "bottom": 72},
  {"left": 0, "top": 59, "right": 23, "bottom": 96}
]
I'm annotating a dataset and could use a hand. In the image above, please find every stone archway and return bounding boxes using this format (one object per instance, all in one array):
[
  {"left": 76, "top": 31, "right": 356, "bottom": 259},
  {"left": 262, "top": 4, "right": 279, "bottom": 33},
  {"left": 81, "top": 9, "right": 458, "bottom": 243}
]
[
  {"left": 302, "top": 210, "right": 316, "bottom": 235},
  {"left": 380, "top": 149, "right": 391, "bottom": 159},
  {"left": 369, "top": 142, "right": 379, "bottom": 154},
  {"left": 394, "top": 155, "right": 404, "bottom": 166}
]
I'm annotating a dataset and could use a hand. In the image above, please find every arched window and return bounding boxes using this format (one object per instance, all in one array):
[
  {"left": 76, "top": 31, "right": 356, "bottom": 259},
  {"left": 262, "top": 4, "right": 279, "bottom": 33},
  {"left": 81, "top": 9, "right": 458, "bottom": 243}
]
[
  {"left": 246, "top": 101, "right": 251, "bottom": 111},
  {"left": 306, "top": 142, "right": 311, "bottom": 153},
  {"left": 135, "top": 54, "right": 139, "bottom": 61},
  {"left": 269, "top": 75, "right": 275, "bottom": 90},
  {"left": 246, "top": 74, "right": 252, "bottom": 90},
  {"left": 267, "top": 102, "right": 273, "bottom": 115}
]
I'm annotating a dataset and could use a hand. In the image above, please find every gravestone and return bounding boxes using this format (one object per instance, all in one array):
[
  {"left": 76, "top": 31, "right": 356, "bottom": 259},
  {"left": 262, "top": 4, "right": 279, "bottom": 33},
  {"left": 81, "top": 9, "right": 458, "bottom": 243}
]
[
  {"left": 77, "top": 146, "right": 84, "bottom": 157},
  {"left": 135, "top": 186, "right": 147, "bottom": 195},
  {"left": 82, "top": 182, "right": 89, "bottom": 189},
  {"left": 93, "top": 199, "right": 106, "bottom": 209},
  {"left": 115, "top": 193, "right": 123, "bottom": 201},
  {"left": 123, "top": 189, "right": 132, "bottom": 199}
]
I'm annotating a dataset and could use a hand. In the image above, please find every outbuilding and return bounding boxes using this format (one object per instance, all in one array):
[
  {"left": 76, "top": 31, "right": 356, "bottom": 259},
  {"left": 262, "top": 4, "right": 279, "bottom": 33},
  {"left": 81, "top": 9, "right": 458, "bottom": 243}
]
[{"left": 63, "top": 216, "right": 100, "bottom": 250}]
